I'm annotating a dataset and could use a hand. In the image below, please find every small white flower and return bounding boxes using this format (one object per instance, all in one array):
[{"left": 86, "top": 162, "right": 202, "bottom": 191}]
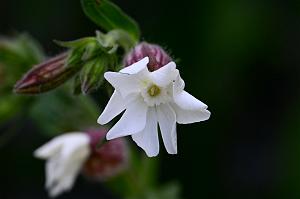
[
  {"left": 98, "top": 57, "right": 210, "bottom": 157},
  {"left": 34, "top": 133, "right": 90, "bottom": 197}
]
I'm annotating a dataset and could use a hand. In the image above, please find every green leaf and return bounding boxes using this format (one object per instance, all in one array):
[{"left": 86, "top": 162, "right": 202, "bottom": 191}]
[
  {"left": 81, "top": 0, "right": 140, "bottom": 42},
  {"left": 55, "top": 37, "right": 103, "bottom": 62},
  {"left": 54, "top": 37, "right": 96, "bottom": 48}
]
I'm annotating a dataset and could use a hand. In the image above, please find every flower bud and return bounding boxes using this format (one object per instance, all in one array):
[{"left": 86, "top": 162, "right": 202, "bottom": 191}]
[
  {"left": 80, "top": 55, "right": 116, "bottom": 95},
  {"left": 82, "top": 128, "right": 128, "bottom": 181},
  {"left": 123, "top": 42, "right": 172, "bottom": 71},
  {"left": 14, "top": 52, "right": 80, "bottom": 94}
]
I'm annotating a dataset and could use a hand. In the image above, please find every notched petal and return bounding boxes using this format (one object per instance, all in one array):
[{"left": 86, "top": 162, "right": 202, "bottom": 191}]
[
  {"left": 157, "top": 104, "right": 177, "bottom": 154},
  {"left": 132, "top": 107, "right": 159, "bottom": 157},
  {"left": 104, "top": 72, "right": 141, "bottom": 98}
]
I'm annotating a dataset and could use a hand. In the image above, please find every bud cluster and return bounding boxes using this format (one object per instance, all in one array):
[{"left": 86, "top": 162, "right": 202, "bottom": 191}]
[
  {"left": 14, "top": 30, "right": 133, "bottom": 95},
  {"left": 14, "top": 33, "right": 173, "bottom": 95}
]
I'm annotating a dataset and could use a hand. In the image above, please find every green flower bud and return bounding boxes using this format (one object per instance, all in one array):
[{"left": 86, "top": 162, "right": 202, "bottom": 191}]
[{"left": 80, "top": 54, "right": 116, "bottom": 94}]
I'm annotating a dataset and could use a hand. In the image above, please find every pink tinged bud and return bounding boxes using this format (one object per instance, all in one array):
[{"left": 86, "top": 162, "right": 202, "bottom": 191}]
[
  {"left": 124, "top": 42, "right": 172, "bottom": 71},
  {"left": 83, "top": 128, "right": 128, "bottom": 181},
  {"left": 14, "top": 52, "right": 79, "bottom": 94}
]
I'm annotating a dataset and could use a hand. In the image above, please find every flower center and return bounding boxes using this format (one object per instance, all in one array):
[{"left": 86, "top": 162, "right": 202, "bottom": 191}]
[
  {"left": 147, "top": 84, "right": 161, "bottom": 97},
  {"left": 141, "top": 83, "right": 171, "bottom": 106}
]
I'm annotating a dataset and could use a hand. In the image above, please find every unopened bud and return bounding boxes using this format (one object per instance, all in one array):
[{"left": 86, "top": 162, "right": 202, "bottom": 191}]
[
  {"left": 124, "top": 42, "right": 172, "bottom": 71},
  {"left": 14, "top": 52, "right": 80, "bottom": 94},
  {"left": 80, "top": 55, "right": 114, "bottom": 94},
  {"left": 83, "top": 128, "right": 128, "bottom": 180}
]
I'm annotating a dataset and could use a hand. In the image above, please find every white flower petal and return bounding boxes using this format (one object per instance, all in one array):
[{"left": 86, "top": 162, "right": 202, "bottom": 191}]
[
  {"left": 171, "top": 102, "right": 211, "bottom": 124},
  {"left": 48, "top": 169, "right": 77, "bottom": 198},
  {"left": 45, "top": 155, "right": 59, "bottom": 189},
  {"left": 49, "top": 157, "right": 83, "bottom": 197},
  {"left": 106, "top": 97, "right": 148, "bottom": 140},
  {"left": 132, "top": 107, "right": 159, "bottom": 157},
  {"left": 173, "top": 90, "right": 208, "bottom": 110},
  {"left": 49, "top": 145, "right": 89, "bottom": 197},
  {"left": 173, "top": 75, "right": 185, "bottom": 94},
  {"left": 58, "top": 134, "right": 90, "bottom": 157},
  {"left": 149, "top": 62, "right": 178, "bottom": 87},
  {"left": 49, "top": 182, "right": 65, "bottom": 198},
  {"left": 104, "top": 72, "right": 141, "bottom": 98},
  {"left": 35, "top": 133, "right": 90, "bottom": 198},
  {"left": 34, "top": 138, "right": 63, "bottom": 159},
  {"left": 157, "top": 103, "right": 177, "bottom": 154},
  {"left": 120, "top": 57, "right": 149, "bottom": 74},
  {"left": 98, "top": 90, "right": 126, "bottom": 124}
]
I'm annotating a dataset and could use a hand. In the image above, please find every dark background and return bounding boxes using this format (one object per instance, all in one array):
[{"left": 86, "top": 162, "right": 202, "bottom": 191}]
[{"left": 1, "top": 0, "right": 300, "bottom": 198}]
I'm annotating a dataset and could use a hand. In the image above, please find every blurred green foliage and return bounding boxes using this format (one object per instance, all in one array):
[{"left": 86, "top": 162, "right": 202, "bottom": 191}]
[{"left": 0, "top": 34, "right": 43, "bottom": 123}]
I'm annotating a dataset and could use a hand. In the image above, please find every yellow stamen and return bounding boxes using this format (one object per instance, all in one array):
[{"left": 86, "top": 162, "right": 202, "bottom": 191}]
[{"left": 148, "top": 85, "right": 161, "bottom": 97}]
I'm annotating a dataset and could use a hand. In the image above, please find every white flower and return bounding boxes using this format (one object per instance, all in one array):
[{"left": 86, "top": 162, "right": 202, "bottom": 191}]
[
  {"left": 34, "top": 133, "right": 90, "bottom": 197},
  {"left": 98, "top": 57, "right": 210, "bottom": 157}
]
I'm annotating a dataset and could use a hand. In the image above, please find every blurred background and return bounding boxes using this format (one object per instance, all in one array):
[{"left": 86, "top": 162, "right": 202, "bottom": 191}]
[{"left": 1, "top": 0, "right": 300, "bottom": 198}]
